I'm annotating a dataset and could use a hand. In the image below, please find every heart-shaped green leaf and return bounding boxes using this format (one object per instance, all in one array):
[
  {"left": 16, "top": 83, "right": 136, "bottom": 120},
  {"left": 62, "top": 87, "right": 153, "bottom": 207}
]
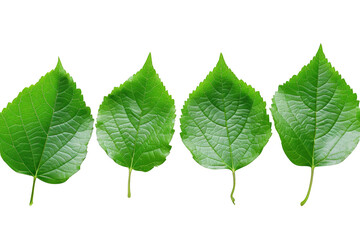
[
  {"left": 0, "top": 59, "right": 94, "bottom": 205},
  {"left": 180, "top": 54, "right": 272, "bottom": 204},
  {"left": 96, "top": 54, "right": 175, "bottom": 198},
  {"left": 271, "top": 45, "right": 360, "bottom": 206}
]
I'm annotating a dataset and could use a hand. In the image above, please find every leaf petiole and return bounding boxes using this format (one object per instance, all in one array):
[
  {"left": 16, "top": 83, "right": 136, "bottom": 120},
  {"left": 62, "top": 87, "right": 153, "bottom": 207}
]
[
  {"left": 29, "top": 176, "right": 37, "bottom": 206},
  {"left": 300, "top": 166, "right": 315, "bottom": 206},
  {"left": 128, "top": 168, "right": 132, "bottom": 198},
  {"left": 230, "top": 170, "right": 236, "bottom": 205}
]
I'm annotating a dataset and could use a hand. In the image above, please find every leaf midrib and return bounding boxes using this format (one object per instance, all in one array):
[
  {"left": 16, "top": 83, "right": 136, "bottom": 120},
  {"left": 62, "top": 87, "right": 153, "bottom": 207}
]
[
  {"left": 127, "top": 71, "right": 168, "bottom": 170},
  {"left": 128, "top": 74, "right": 149, "bottom": 170},
  {"left": 310, "top": 57, "right": 320, "bottom": 168},
  {"left": 220, "top": 78, "right": 235, "bottom": 171},
  {"left": 34, "top": 82, "right": 59, "bottom": 177}
]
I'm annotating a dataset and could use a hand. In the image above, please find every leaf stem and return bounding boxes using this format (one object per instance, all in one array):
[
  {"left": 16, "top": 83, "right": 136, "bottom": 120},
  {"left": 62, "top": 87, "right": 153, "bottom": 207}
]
[
  {"left": 230, "top": 170, "right": 236, "bottom": 205},
  {"left": 128, "top": 168, "right": 132, "bottom": 198},
  {"left": 301, "top": 166, "right": 315, "bottom": 206},
  {"left": 29, "top": 176, "right": 36, "bottom": 206}
]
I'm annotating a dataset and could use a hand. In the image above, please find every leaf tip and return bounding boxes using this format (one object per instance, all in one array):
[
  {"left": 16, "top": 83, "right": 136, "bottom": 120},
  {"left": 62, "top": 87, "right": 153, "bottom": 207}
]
[
  {"left": 55, "top": 57, "right": 64, "bottom": 71},
  {"left": 316, "top": 44, "right": 325, "bottom": 57},
  {"left": 144, "top": 52, "right": 153, "bottom": 67},
  {"left": 219, "top": 52, "right": 224, "bottom": 60},
  {"left": 217, "top": 53, "right": 228, "bottom": 68}
]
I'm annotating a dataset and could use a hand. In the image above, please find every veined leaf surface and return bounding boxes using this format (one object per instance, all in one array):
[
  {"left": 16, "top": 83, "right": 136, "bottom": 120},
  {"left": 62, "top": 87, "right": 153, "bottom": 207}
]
[
  {"left": 96, "top": 54, "right": 175, "bottom": 198},
  {"left": 0, "top": 59, "right": 94, "bottom": 205},
  {"left": 271, "top": 45, "right": 360, "bottom": 206},
  {"left": 180, "top": 54, "right": 272, "bottom": 204}
]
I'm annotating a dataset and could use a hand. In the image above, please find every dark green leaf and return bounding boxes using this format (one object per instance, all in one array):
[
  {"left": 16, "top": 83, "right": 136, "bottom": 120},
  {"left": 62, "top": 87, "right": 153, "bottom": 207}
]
[
  {"left": 0, "top": 59, "right": 94, "bottom": 205},
  {"left": 271, "top": 45, "right": 360, "bottom": 205},
  {"left": 180, "top": 54, "right": 272, "bottom": 204},
  {"left": 96, "top": 53, "right": 175, "bottom": 198}
]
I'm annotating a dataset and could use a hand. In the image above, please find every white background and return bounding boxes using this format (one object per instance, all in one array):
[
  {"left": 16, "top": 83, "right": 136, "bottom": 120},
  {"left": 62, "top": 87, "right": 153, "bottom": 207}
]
[{"left": 0, "top": 0, "right": 360, "bottom": 239}]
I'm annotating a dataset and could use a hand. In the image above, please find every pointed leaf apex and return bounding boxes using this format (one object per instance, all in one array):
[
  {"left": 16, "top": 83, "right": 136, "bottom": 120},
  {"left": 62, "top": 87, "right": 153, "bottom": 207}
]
[
  {"left": 219, "top": 52, "right": 224, "bottom": 61},
  {"left": 143, "top": 53, "right": 153, "bottom": 68},
  {"left": 316, "top": 44, "right": 325, "bottom": 57},
  {"left": 219, "top": 52, "right": 224, "bottom": 60},
  {"left": 216, "top": 53, "right": 228, "bottom": 68},
  {"left": 55, "top": 57, "right": 64, "bottom": 71}
]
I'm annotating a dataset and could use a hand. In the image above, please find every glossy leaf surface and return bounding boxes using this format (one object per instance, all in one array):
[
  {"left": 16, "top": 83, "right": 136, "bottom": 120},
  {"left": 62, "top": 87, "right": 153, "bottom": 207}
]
[
  {"left": 180, "top": 54, "right": 272, "bottom": 204},
  {"left": 271, "top": 45, "right": 360, "bottom": 205},
  {"left": 96, "top": 54, "right": 175, "bottom": 198},
  {"left": 0, "top": 59, "right": 94, "bottom": 205}
]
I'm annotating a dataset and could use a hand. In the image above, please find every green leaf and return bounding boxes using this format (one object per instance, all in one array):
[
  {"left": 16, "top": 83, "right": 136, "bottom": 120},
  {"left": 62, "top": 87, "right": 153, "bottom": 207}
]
[
  {"left": 0, "top": 59, "right": 94, "bottom": 205},
  {"left": 96, "top": 53, "right": 175, "bottom": 198},
  {"left": 180, "top": 54, "right": 272, "bottom": 204},
  {"left": 271, "top": 45, "right": 360, "bottom": 206}
]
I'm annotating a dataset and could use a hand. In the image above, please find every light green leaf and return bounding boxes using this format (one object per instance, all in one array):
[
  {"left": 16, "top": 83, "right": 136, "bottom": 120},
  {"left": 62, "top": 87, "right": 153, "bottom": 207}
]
[
  {"left": 96, "top": 53, "right": 175, "bottom": 198},
  {"left": 180, "top": 54, "right": 272, "bottom": 204},
  {"left": 0, "top": 59, "right": 94, "bottom": 205},
  {"left": 271, "top": 45, "right": 360, "bottom": 206}
]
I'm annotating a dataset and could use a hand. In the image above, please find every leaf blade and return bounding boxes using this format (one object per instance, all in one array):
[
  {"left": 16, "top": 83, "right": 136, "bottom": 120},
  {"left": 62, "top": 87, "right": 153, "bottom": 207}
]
[
  {"left": 180, "top": 54, "right": 272, "bottom": 203},
  {"left": 271, "top": 45, "right": 360, "bottom": 205},
  {"left": 96, "top": 54, "right": 176, "bottom": 197},
  {"left": 0, "top": 59, "right": 94, "bottom": 204}
]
